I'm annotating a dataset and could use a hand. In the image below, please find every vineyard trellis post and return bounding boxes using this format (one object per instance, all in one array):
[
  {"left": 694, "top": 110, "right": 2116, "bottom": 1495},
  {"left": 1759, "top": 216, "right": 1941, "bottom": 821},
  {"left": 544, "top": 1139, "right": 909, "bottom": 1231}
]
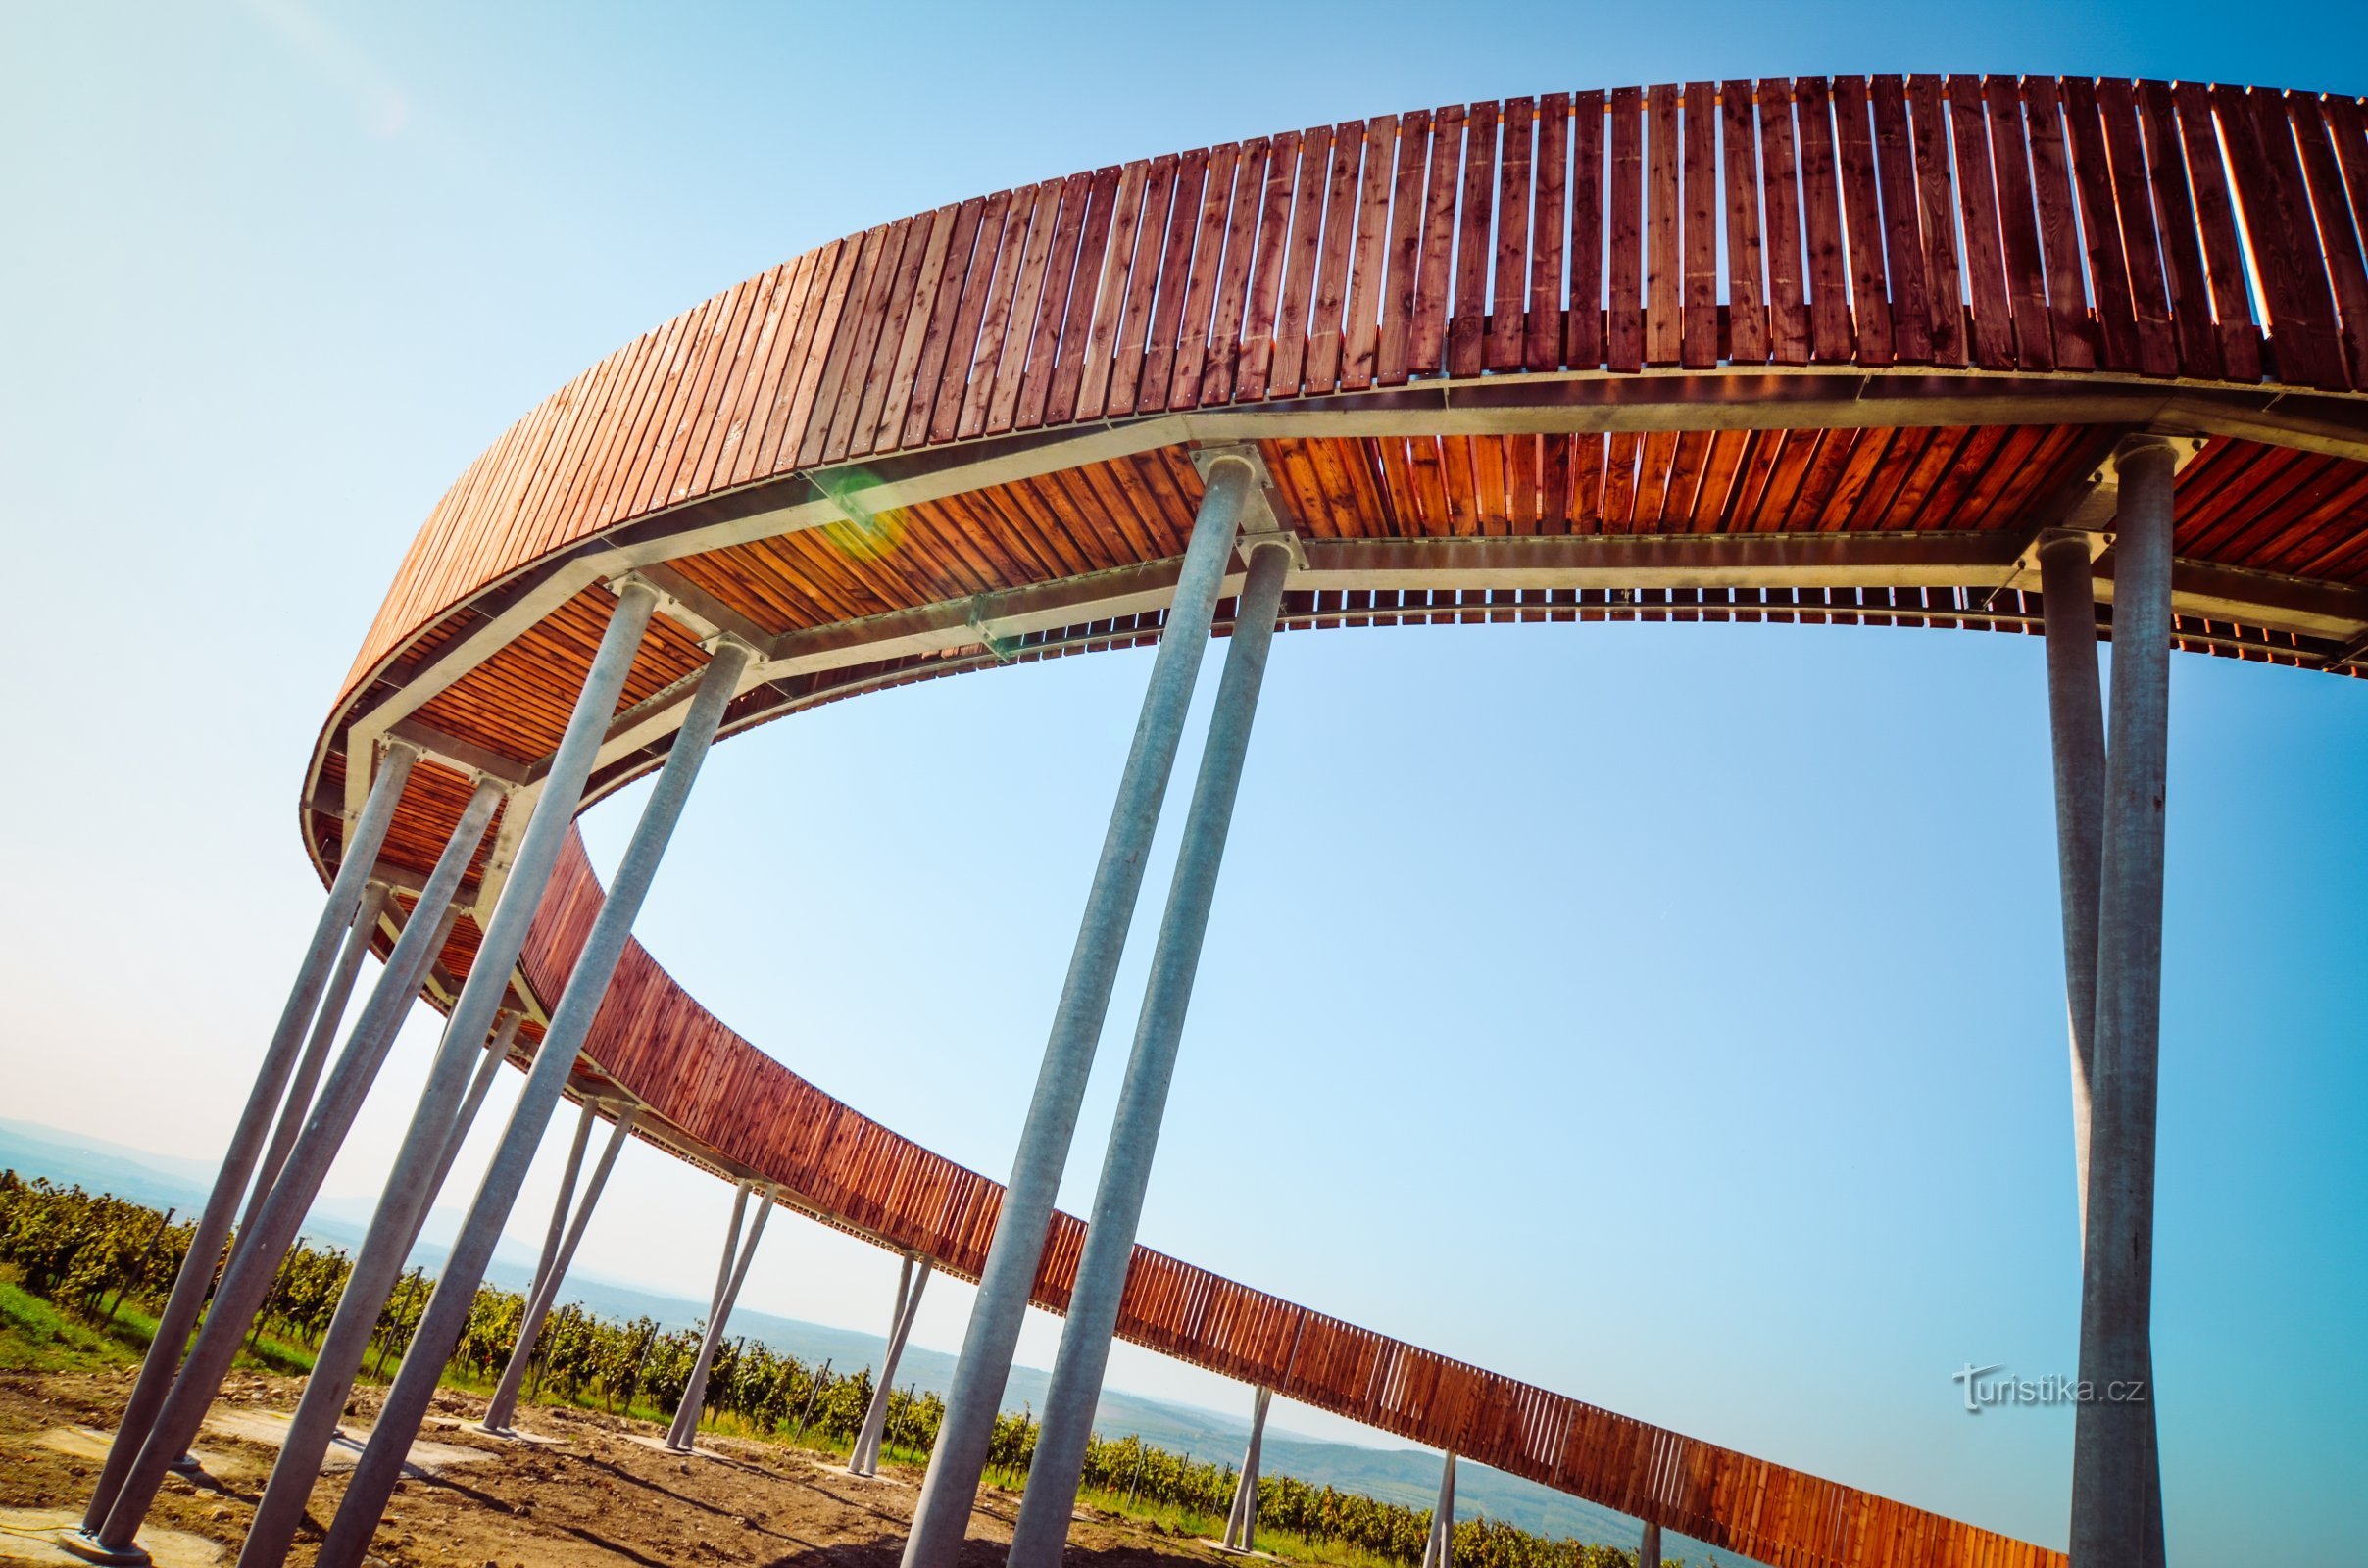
[
  {"left": 484, "top": 1103, "right": 638, "bottom": 1433},
  {"left": 75, "top": 774, "right": 494, "bottom": 1565},
  {"left": 1011, "top": 526, "right": 1296, "bottom": 1568},
  {"left": 901, "top": 455, "right": 1256, "bottom": 1568},
  {"left": 851, "top": 1255, "right": 929, "bottom": 1476},
  {"left": 73, "top": 740, "right": 418, "bottom": 1546},
  {"left": 316, "top": 629, "right": 750, "bottom": 1568},
  {"left": 667, "top": 1181, "right": 775, "bottom": 1452}
]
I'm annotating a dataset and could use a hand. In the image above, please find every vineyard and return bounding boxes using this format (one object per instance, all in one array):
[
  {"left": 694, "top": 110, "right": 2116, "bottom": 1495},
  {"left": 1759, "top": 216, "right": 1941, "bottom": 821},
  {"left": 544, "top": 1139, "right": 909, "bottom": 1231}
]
[{"left": 0, "top": 1173, "right": 1654, "bottom": 1568}]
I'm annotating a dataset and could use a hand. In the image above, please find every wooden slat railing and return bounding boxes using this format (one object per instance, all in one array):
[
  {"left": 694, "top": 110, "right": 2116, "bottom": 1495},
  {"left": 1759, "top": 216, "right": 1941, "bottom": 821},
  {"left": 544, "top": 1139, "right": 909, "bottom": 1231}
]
[
  {"left": 347, "top": 76, "right": 2368, "bottom": 708},
  {"left": 521, "top": 831, "right": 2063, "bottom": 1568}
]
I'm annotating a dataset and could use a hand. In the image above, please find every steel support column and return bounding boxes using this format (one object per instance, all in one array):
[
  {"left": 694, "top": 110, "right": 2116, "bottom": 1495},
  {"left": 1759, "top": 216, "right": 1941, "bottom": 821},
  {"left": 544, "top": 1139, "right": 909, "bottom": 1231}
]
[
  {"left": 666, "top": 1183, "right": 774, "bottom": 1452},
  {"left": 481, "top": 1105, "right": 637, "bottom": 1434},
  {"left": 1421, "top": 1453, "right": 1457, "bottom": 1568},
  {"left": 850, "top": 1258, "right": 931, "bottom": 1477},
  {"left": 900, "top": 456, "right": 1256, "bottom": 1568},
  {"left": 76, "top": 745, "right": 418, "bottom": 1539},
  {"left": 412, "top": 1012, "right": 526, "bottom": 1241},
  {"left": 1221, "top": 1386, "right": 1271, "bottom": 1551},
  {"left": 1638, "top": 1520, "right": 1661, "bottom": 1568},
  {"left": 76, "top": 776, "right": 494, "bottom": 1564},
  {"left": 2068, "top": 436, "right": 2176, "bottom": 1568},
  {"left": 316, "top": 635, "right": 751, "bottom": 1568},
  {"left": 1010, "top": 538, "right": 1292, "bottom": 1564}
]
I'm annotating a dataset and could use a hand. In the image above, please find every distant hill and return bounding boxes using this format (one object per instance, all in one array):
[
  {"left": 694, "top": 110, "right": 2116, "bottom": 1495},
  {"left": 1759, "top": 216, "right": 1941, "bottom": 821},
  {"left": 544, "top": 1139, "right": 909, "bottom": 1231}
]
[{"left": 0, "top": 1117, "right": 1729, "bottom": 1561}]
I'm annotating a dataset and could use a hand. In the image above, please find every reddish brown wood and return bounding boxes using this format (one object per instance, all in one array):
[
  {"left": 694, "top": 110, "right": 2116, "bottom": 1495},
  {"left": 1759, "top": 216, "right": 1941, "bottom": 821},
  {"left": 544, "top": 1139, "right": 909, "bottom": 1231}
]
[
  {"left": 1646, "top": 84, "right": 1683, "bottom": 366},
  {"left": 1794, "top": 78, "right": 1855, "bottom": 363},
  {"left": 1344, "top": 120, "right": 1397, "bottom": 390},
  {"left": 1946, "top": 77, "right": 2016, "bottom": 369},
  {"left": 1411, "top": 106, "right": 1462, "bottom": 375},
  {"left": 1272, "top": 129, "right": 1332, "bottom": 398},
  {"left": 1528, "top": 93, "right": 1571, "bottom": 371},
  {"left": 2175, "top": 83, "right": 2263, "bottom": 382},
  {"left": 2024, "top": 78, "right": 2099, "bottom": 369},
  {"left": 2134, "top": 81, "right": 2223, "bottom": 380},
  {"left": 1608, "top": 87, "right": 1646, "bottom": 372},
  {"left": 1567, "top": 91, "right": 1607, "bottom": 368},
  {"left": 1908, "top": 75, "right": 1969, "bottom": 368},
  {"left": 1722, "top": 81, "right": 1770, "bottom": 365},
  {"left": 1831, "top": 77, "right": 1895, "bottom": 365},
  {"left": 1490, "top": 97, "right": 1536, "bottom": 371},
  {"left": 1237, "top": 134, "right": 1301, "bottom": 401},
  {"left": 1682, "top": 81, "right": 1721, "bottom": 368},
  {"left": 1450, "top": 99, "right": 1500, "bottom": 377},
  {"left": 2097, "top": 77, "right": 2181, "bottom": 376},
  {"left": 1308, "top": 124, "right": 1366, "bottom": 390}
]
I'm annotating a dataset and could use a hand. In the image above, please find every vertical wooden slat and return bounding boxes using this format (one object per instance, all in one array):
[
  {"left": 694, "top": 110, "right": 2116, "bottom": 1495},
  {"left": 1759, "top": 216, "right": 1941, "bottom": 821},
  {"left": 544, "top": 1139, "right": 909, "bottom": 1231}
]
[
  {"left": 1795, "top": 78, "right": 1855, "bottom": 363},
  {"left": 1831, "top": 77, "right": 1895, "bottom": 365},
  {"left": 1203, "top": 138, "right": 1272, "bottom": 404},
  {"left": 1870, "top": 76, "right": 1933, "bottom": 363},
  {"left": 1981, "top": 75, "right": 2056, "bottom": 369},
  {"left": 2175, "top": 83, "right": 2262, "bottom": 383},
  {"left": 1307, "top": 124, "right": 1365, "bottom": 391},
  {"left": 2286, "top": 92, "right": 2368, "bottom": 389},
  {"left": 1646, "top": 84, "right": 1683, "bottom": 365},
  {"left": 2134, "top": 81, "right": 2222, "bottom": 379},
  {"left": 1048, "top": 165, "right": 1125, "bottom": 423},
  {"left": 954, "top": 188, "right": 1034, "bottom": 438},
  {"left": 885, "top": 202, "right": 974, "bottom": 450},
  {"left": 1946, "top": 76, "right": 2016, "bottom": 369},
  {"left": 1567, "top": 90, "right": 1607, "bottom": 368},
  {"left": 850, "top": 210, "right": 942, "bottom": 457},
  {"left": 1608, "top": 88, "right": 1646, "bottom": 372},
  {"left": 1411, "top": 106, "right": 1462, "bottom": 375},
  {"left": 1271, "top": 129, "right": 1331, "bottom": 398},
  {"left": 1528, "top": 92, "right": 1571, "bottom": 370},
  {"left": 1682, "top": 81, "right": 1720, "bottom": 367},
  {"left": 926, "top": 194, "right": 1010, "bottom": 442},
  {"left": 1755, "top": 80, "right": 1811, "bottom": 364},
  {"left": 1238, "top": 131, "right": 1302, "bottom": 400},
  {"left": 985, "top": 179, "right": 1065, "bottom": 433},
  {"left": 1138, "top": 149, "right": 1209, "bottom": 413},
  {"left": 2059, "top": 76, "right": 2144, "bottom": 371},
  {"left": 1075, "top": 166, "right": 1150, "bottom": 419},
  {"left": 2023, "top": 78, "right": 2099, "bottom": 369},
  {"left": 2218, "top": 84, "right": 2346, "bottom": 388},
  {"left": 1489, "top": 96, "right": 1536, "bottom": 370},
  {"left": 1908, "top": 75, "right": 1969, "bottom": 367},
  {"left": 1166, "top": 142, "right": 1239, "bottom": 409},
  {"left": 1344, "top": 119, "right": 1397, "bottom": 390},
  {"left": 1450, "top": 99, "right": 1500, "bottom": 377},
  {"left": 1723, "top": 80, "right": 1770, "bottom": 365},
  {"left": 1105, "top": 157, "right": 1179, "bottom": 416},
  {"left": 2097, "top": 78, "right": 2181, "bottom": 376}
]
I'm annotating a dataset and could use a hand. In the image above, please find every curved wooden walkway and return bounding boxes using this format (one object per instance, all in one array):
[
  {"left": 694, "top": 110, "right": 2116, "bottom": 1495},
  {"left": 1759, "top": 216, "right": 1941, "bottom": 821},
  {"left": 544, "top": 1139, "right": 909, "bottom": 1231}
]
[{"left": 302, "top": 76, "right": 2368, "bottom": 1568}]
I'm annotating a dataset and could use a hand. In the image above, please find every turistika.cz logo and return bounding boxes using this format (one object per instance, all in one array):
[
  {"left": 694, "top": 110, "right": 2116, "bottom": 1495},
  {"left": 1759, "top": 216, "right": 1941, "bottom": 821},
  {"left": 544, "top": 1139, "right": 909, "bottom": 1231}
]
[{"left": 1951, "top": 1363, "right": 2149, "bottom": 1413}]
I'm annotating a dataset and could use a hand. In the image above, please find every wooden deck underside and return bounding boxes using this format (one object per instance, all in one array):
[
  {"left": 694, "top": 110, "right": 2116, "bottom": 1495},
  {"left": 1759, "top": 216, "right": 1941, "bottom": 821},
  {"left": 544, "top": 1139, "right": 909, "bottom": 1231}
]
[{"left": 297, "top": 76, "right": 2368, "bottom": 1568}]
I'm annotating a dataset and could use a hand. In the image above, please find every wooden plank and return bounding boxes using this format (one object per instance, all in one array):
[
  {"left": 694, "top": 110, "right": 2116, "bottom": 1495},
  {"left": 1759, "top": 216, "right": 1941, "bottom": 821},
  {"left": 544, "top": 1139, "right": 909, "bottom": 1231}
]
[
  {"left": 1489, "top": 96, "right": 1535, "bottom": 370},
  {"left": 2134, "top": 81, "right": 2222, "bottom": 379},
  {"left": 1048, "top": 165, "right": 1125, "bottom": 424},
  {"left": 1722, "top": 80, "right": 1770, "bottom": 365},
  {"left": 1646, "top": 84, "right": 1682, "bottom": 365},
  {"left": 806, "top": 222, "right": 896, "bottom": 465},
  {"left": 1307, "top": 124, "right": 1365, "bottom": 391},
  {"left": 2175, "top": 82, "right": 2263, "bottom": 382},
  {"left": 1449, "top": 99, "right": 1499, "bottom": 377},
  {"left": 1238, "top": 131, "right": 1301, "bottom": 400},
  {"left": 2023, "top": 78, "right": 2099, "bottom": 369},
  {"left": 1831, "top": 76, "right": 1895, "bottom": 365},
  {"left": 925, "top": 193, "right": 1011, "bottom": 443},
  {"left": 1608, "top": 87, "right": 1646, "bottom": 371},
  {"left": 2286, "top": 92, "right": 2368, "bottom": 389},
  {"left": 1001, "top": 174, "right": 1084, "bottom": 432},
  {"left": 2217, "top": 85, "right": 2345, "bottom": 388},
  {"left": 848, "top": 209, "right": 939, "bottom": 457},
  {"left": 1412, "top": 105, "right": 1462, "bottom": 374},
  {"left": 1108, "top": 157, "right": 1180, "bottom": 415},
  {"left": 1870, "top": 76, "right": 1933, "bottom": 363},
  {"left": 1682, "top": 81, "right": 1720, "bottom": 368},
  {"left": 2059, "top": 76, "right": 2143, "bottom": 371},
  {"left": 2097, "top": 78, "right": 2181, "bottom": 376},
  {"left": 887, "top": 202, "right": 974, "bottom": 450},
  {"left": 1908, "top": 75, "right": 1969, "bottom": 367},
  {"left": 1566, "top": 91, "right": 1606, "bottom": 368},
  {"left": 1982, "top": 75, "right": 2056, "bottom": 369},
  {"left": 1344, "top": 119, "right": 1397, "bottom": 390},
  {"left": 1204, "top": 138, "right": 1271, "bottom": 404},
  {"left": 1528, "top": 93, "right": 1570, "bottom": 371},
  {"left": 1271, "top": 129, "right": 1330, "bottom": 397},
  {"left": 1946, "top": 77, "right": 2016, "bottom": 369},
  {"left": 1753, "top": 80, "right": 1809, "bottom": 364},
  {"left": 1138, "top": 148, "right": 1209, "bottom": 413},
  {"left": 1074, "top": 166, "right": 1149, "bottom": 419},
  {"left": 956, "top": 185, "right": 1037, "bottom": 438},
  {"left": 1795, "top": 77, "right": 1855, "bottom": 362}
]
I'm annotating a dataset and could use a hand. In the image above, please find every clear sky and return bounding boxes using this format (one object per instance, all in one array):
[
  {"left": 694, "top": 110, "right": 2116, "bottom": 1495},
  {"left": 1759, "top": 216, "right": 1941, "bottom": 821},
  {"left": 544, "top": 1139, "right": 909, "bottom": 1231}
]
[{"left": 1, "top": 2, "right": 2362, "bottom": 1563}]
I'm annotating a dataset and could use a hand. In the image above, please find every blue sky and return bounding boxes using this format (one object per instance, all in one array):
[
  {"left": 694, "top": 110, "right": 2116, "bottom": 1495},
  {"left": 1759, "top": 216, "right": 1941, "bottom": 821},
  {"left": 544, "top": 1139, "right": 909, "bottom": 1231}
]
[{"left": 1, "top": 2, "right": 2362, "bottom": 1563}]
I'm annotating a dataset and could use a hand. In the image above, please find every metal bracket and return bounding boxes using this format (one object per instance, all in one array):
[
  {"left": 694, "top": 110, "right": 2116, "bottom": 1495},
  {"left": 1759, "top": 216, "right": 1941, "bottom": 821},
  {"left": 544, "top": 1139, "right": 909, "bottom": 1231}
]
[
  {"left": 1188, "top": 442, "right": 1307, "bottom": 572},
  {"left": 609, "top": 564, "right": 774, "bottom": 657}
]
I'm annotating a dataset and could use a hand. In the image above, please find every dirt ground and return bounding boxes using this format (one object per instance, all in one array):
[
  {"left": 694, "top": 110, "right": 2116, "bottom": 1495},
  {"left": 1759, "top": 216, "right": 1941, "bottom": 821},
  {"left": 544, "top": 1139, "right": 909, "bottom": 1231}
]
[{"left": 0, "top": 1368, "right": 1235, "bottom": 1568}]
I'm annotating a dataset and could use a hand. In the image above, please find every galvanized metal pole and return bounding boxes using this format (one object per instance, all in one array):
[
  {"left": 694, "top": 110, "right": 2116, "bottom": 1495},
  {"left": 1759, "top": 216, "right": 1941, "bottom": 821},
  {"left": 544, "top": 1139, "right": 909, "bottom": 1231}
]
[
  {"left": 78, "top": 778, "right": 496, "bottom": 1563},
  {"left": 851, "top": 1259, "right": 930, "bottom": 1476},
  {"left": 901, "top": 456, "right": 1253, "bottom": 1568},
  {"left": 664, "top": 1180, "right": 751, "bottom": 1448},
  {"left": 1421, "top": 1453, "right": 1457, "bottom": 1568},
  {"left": 1638, "top": 1519, "right": 1661, "bottom": 1568},
  {"left": 77, "top": 745, "right": 418, "bottom": 1538},
  {"left": 316, "top": 637, "right": 751, "bottom": 1568},
  {"left": 528, "top": 1102, "right": 599, "bottom": 1302},
  {"left": 1011, "top": 537, "right": 1292, "bottom": 1565},
  {"left": 412, "top": 1012, "right": 526, "bottom": 1242},
  {"left": 481, "top": 1106, "right": 638, "bottom": 1434},
  {"left": 667, "top": 1185, "right": 774, "bottom": 1453},
  {"left": 2069, "top": 436, "right": 2176, "bottom": 1568},
  {"left": 1222, "top": 1386, "right": 1271, "bottom": 1550}
]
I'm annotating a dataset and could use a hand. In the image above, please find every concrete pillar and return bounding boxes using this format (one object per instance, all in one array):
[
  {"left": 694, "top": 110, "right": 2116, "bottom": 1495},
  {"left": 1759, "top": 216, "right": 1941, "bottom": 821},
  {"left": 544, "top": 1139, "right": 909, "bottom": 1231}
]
[
  {"left": 76, "top": 744, "right": 418, "bottom": 1541},
  {"left": 667, "top": 1184, "right": 774, "bottom": 1452},
  {"left": 1421, "top": 1453, "right": 1457, "bottom": 1568},
  {"left": 851, "top": 1258, "right": 931, "bottom": 1476},
  {"left": 1011, "top": 536, "right": 1293, "bottom": 1566},
  {"left": 900, "top": 456, "right": 1256, "bottom": 1568},
  {"left": 481, "top": 1104, "right": 637, "bottom": 1434},
  {"left": 316, "top": 634, "right": 751, "bottom": 1568},
  {"left": 1221, "top": 1386, "right": 1271, "bottom": 1551},
  {"left": 2068, "top": 436, "right": 2176, "bottom": 1568},
  {"left": 76, "top": 776, "right": 496, "bottom": 1564},
  {"left": 1637, "top": 1520, "right": 1661, "bottom": 1568}
]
